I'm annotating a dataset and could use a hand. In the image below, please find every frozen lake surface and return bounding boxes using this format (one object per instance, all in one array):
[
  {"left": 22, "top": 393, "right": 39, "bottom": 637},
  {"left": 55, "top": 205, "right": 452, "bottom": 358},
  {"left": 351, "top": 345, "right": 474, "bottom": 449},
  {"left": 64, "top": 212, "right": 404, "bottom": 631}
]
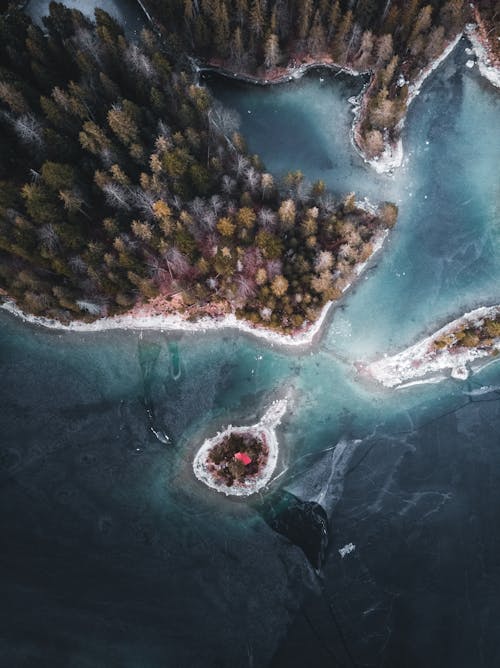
[
  {"left": 24, "top": 0, "right": 146, "bottom": 37},
  {"left": 2, "top": 32, "right": 500, "bottom": 668}
]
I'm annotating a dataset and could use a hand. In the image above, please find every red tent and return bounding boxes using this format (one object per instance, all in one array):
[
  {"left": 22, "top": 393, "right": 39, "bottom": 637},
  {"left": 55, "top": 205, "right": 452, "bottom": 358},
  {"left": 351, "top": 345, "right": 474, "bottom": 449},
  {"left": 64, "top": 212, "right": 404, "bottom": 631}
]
[{"left": 234, "top": 452, "right": 252, "bottom": 466}]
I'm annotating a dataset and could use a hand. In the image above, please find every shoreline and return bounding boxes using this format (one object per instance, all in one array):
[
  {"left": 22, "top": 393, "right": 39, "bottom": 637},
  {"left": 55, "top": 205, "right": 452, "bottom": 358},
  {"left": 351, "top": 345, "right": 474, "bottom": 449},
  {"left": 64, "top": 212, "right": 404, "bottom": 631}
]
[
  {"left": 192, "top": 400, "right": 287, "bottom": 497},
  {"left": 365, "top": 305, "right": 500, "bottom": 388},
  {"left": 361, "top": 32, "right": 463, "bottom": 175},
  {"left": 198, "top": 34, "right": 463, "bottom": 175},
  {"left": 0, "top": 297, "right": 333, "bottom": 347},
  {"left": 197, "top": 58, "right": 368, "bottom": 88},
  {"left": 465, "top": 22, "right": 500, "bottom": 89},
  {"left": 0, "top": 228, "right": 388, "bottom": 348},
  {"left": 200, "top": 28, "right": 499, "bottom": 176}
]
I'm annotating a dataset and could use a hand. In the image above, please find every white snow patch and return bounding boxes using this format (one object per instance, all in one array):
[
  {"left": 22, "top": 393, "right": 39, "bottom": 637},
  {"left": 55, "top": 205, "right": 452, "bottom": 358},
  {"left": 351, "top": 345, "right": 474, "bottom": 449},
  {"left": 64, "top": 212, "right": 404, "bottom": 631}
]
[
  {"left": 466, "top": 24, "right": 500, "bottom": 88},
  {"left": 366, "top": 305, "right": 500, "bottom": 388},
  {"left": 396, "top": 376, "right": 447, "bottom": 389},
  {"left": 451, "top": 365, "right": 469, "bottom": 380},
  {"left": 76, "top": 300, "right": 102, "bottom": 315},
  {"left": 339, "top": 543, "right": 356, "bottom": 558}
]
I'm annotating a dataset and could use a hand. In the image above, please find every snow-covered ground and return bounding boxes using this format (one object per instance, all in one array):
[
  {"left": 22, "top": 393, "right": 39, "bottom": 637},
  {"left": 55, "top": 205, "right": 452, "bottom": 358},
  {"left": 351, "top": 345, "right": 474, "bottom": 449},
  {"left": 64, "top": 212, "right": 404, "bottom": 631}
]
[
  {"left": 466, "top": 23, "right": 500, "bottom": 89},
  {"left": 192, "top": 400, "right": 287, "bottom": 497},
  {"left": 0, "top": 298, "right": 332, "bottom": 348},
  {"left": 362, "top": 33, "right": 463, "bottom": 175},
  {"left": 366, "top": 305, "right": 500, "bottom": 388},
  {"left": 339, "top": 542, "right": 356, "bottom": 559}
]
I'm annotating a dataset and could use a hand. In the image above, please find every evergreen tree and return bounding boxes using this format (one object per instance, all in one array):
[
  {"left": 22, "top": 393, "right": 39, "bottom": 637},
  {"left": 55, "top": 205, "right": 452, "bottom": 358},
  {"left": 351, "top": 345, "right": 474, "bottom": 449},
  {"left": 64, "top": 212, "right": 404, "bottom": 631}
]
[
  {"left": 297, "top": 0, "right": 313, "bottom": 42},
  {"left": 264, "top": 33, "right": 281, "bottom": 69}
]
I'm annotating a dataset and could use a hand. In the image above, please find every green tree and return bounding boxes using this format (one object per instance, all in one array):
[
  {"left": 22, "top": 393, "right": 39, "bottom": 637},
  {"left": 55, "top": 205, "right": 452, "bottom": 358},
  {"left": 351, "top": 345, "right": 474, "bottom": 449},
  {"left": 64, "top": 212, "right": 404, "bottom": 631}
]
[
  {"left": 21, "top": 183, "right": 59, "bottom": 224},
  {"left": 41, "top": 162, "right": 75, "bottom": 191},
  {"left": 79, "top": 121, "right": 111, "bottom": 155},
  {"left": 107, "top": 102, "right": 140, "bottom": 145}
]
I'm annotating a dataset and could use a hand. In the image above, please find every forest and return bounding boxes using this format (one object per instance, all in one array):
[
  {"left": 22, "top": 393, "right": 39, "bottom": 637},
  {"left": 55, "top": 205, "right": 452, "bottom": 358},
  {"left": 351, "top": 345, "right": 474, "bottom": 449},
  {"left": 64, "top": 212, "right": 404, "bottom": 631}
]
[
  {"left": 1, "top": 0, "right": 497, "bottom": 331},
  {"left": 144, "top": 0, "right": 495, "bottom": 158},
  {"left": 0, "top": 3, "right": 397, "bottom": 332}
]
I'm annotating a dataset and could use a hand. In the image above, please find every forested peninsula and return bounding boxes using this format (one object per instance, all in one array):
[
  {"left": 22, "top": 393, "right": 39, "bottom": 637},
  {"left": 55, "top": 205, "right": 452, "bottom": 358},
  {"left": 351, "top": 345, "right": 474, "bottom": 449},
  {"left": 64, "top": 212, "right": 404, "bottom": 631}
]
[
  {"left": 0, "top": 1, "right": 497, "bottom": 335},
  {"left": 0, "top": 2, "right": 396, "bottom": 334}
]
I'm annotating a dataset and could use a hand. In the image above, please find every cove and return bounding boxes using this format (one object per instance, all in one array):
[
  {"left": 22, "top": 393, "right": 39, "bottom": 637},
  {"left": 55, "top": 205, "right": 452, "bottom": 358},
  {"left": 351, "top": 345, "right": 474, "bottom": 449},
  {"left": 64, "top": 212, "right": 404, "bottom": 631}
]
[{"left": 1, "top": 36, "right": 500, "bottom": 668}]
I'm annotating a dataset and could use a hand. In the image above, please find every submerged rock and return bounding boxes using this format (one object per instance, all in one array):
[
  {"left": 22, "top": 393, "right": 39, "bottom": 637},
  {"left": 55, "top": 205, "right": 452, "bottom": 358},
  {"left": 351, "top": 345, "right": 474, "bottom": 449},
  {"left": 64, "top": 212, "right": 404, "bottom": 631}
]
[{"left": 256, "top": 490, "right": 329, "bottom": 571}]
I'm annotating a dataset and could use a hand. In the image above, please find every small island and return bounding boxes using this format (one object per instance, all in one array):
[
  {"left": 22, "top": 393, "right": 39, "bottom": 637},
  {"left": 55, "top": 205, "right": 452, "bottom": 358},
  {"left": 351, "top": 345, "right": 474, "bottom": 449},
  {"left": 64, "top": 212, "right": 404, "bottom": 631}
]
[
  {"left": 365, "top": 305, "right": 500, "bottom": 388},
  {"left": 193, "top": 400, "right": 286, "bottom": 496},
  {"left": 205, "top": 432, "right": 268, "bottom": 488}
]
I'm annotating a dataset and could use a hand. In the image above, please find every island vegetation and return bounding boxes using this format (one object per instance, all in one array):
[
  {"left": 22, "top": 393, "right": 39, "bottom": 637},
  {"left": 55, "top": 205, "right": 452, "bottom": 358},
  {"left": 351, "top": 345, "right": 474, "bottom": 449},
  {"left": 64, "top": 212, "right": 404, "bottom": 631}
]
[
  {"left": 0, "top": 2, "right": 396, "bottom": 334},
  {"left": 366, "top": 306, "right": 500, "bottom": 387},
  {"left": 433, "top": 311, "right": 500, "bottom": 352},
  {"left": 206, "top": 431, "right": 269, "bottom": 488},
  {"left": 192, "top": 399, "right": 286, "bottom": 496}
]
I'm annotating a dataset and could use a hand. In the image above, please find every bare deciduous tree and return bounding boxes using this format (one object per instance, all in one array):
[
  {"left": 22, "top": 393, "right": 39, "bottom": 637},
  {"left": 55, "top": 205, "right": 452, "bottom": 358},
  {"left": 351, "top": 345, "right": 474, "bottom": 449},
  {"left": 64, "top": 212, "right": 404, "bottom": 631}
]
[
  {"left": 102, "top": 183, "right": 131, "bottom": 210},
  {"left": 13, "top": 114, "right": 44, "bottom": 147},
  {"left": 38, "top": 224, "right": 59, "bottom": 251}
]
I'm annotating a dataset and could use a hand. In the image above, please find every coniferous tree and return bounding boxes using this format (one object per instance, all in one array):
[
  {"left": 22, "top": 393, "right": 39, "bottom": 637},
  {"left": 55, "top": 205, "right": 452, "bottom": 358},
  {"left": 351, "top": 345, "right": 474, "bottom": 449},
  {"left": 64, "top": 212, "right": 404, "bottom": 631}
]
[
  {"left": 8, "top": 0, "right": 485, "bottom": 327},
  {"left": 264, "top": 33, "right": 281, "bottom": 68}
]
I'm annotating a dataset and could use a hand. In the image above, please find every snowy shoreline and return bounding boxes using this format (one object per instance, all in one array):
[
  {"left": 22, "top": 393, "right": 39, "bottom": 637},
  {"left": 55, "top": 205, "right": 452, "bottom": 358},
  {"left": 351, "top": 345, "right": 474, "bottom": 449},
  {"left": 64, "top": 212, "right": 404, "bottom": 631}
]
[
  {"left": 466, "top": 22, "right": 500, "bottom": 89},
  {"left": 197, "top": 59, "right": 368, "bottom": 88},
  {"left": 354, "top": 32, "right": 463, "bottom": 175},
  {"left": 0, "top": 229, "right": 388, "bottom": 348},
  {"left": 199, "top": 34, "right": 463, "bottom": 176},
  {"left": 192, "top": 400, "right": 287, "bottom": 497},
  {"left": 365, "top": 305, "right": 500, "bottom": 388},
  {"left": 0, "top": 297, "right": 332, "bottom": 347}
]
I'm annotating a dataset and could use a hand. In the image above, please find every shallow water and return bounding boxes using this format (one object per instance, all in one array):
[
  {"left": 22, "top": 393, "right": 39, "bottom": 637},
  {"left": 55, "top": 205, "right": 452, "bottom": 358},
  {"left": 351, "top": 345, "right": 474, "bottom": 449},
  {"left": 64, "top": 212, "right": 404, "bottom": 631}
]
[{"left": 2, "top": 37, "right": 500, "bottom": 668}]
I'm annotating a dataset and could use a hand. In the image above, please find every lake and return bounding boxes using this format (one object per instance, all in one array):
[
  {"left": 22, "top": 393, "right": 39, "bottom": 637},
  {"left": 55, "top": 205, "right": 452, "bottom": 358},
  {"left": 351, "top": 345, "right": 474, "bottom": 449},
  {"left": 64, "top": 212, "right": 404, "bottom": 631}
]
[{"left": 2, "top": 27, "right": 500, "bottom": 668}]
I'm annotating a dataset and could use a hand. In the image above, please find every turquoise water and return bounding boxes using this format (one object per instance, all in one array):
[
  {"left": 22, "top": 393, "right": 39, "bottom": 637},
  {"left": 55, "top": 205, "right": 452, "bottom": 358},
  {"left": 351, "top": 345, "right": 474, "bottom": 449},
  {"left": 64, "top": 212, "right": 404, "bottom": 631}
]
[
  {"left": 207, "top": 45, "right": 500, "bottom": 361},
  {"left": 2, "top": 39, "right": 500, "bottom": 667}
]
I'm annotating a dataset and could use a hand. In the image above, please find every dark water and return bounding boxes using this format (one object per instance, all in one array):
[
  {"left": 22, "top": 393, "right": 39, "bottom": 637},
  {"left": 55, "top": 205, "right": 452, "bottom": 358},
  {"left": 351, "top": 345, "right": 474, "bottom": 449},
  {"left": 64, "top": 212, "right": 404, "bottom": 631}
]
[
  {"left": 24, "top": 0, "right": 147, "bottom": 38},
  {"left": 1, "top": 35, "right": 500, "bottom": 668}
]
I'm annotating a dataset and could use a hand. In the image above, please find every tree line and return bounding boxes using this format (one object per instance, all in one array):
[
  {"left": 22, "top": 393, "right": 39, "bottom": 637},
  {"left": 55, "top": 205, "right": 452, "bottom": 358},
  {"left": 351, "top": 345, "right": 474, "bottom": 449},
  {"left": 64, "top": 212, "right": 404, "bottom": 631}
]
[{"left": 144, "top": 0, "right": 469, "bottom": 157}]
